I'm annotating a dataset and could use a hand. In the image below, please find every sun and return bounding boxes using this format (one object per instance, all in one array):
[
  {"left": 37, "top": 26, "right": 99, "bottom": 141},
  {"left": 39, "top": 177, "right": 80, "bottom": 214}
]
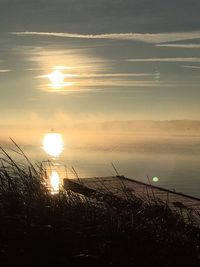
[{"left": 48, "top": 70, "right": 65, "bottom": 88}]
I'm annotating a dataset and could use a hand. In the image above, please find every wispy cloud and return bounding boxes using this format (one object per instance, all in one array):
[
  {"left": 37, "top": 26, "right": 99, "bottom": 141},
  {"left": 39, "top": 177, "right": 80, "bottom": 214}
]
[
  {"left": 11, "top": 31, "right": 200, "bottom": 44},
  {"left": 40, "top": 80, "right": 161, "bottom": 91},
  {"left": 126, "top": 57, "right": 200, "bottom": 63},
  {"left": 0, "top": 69, "right": 12, "bottom": 73},
  {"left": 156, "top": 44, "right": 200, "bottom": 48},
  {"left": 37, "top": 73, "right": 155, "bottom": 79},
  {"left": 15, "top": 45, "right": 156, "bottom": 92},
  {"left": 36, "top": 69, "right": 157, "bottom": 92},
  {"left": 37, "top": 80, "right": 200, "bottom": 94},
  {"left": 182, "top": 65, "right": 200, "bottom": 69},
  {"left": 14, "top": 45, "right": 113, "bottom": 74},
  {"left": 76, "top": 73, "right": 155, "bottom": 78}
]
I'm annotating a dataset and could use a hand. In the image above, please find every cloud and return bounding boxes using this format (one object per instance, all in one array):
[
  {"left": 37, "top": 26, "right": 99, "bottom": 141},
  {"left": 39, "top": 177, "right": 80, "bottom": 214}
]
[
  {"left": 13, "top": 45, "right": 113, "bottom": 76},
  {"left": 182, "top": 65, "right": 200, "bottom": 69},
  {"left": 76, "top": 73, "right": 155, "bottom": 78},
  {"left": 37, "top": 81, "right": 199, "bottom": 94},
  {"left": 39, "top": 80, "right": 162, "bottom": 92},
  {"left": 126, "top": 57, "right": 200, "bottom": 63},
  {"left": 37, "top": 72, "right": 155, "bottom": 79},
  {"left": 17, "top": 45, "right": 160, "bottom": 91},
  {"left": 0, "top": 69, "right": 12, "bottom": 73},
  {"left": 11, "top": 31, "right": 200, "bottom": 44},
  {"left": 156, "top": 44, "right": 200, "bottom": 48}
]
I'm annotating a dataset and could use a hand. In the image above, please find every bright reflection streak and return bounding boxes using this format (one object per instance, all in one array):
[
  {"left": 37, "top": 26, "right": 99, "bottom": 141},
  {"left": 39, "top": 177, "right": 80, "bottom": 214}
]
[
  {"left": 43, "top": 133, "right": 64, "bottom": 157},
  {"left": 50, "top": 171, "right": 60, "bottom": 194}
]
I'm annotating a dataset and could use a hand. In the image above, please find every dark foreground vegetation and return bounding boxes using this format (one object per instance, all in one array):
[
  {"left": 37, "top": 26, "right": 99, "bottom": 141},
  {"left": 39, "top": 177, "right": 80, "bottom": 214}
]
[{"left": 0, "top": 144, "right": 200, "bottom": 267}]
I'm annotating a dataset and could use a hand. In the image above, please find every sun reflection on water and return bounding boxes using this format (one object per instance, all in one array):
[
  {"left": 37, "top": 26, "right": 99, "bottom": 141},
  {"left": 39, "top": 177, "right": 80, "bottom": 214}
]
[
  {"left": 42, "top": 133, "right": 64, "bottom": 194},
  {"left": 49, "top": 170, "right": 61, "bottom": 194},
  {"left": 43, "top": 133, "right": 64, "bottom": 157}
]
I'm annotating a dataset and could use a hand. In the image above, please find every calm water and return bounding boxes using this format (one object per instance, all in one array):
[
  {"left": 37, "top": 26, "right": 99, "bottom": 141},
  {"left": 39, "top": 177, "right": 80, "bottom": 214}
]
[{"left": 6, "top": 135, "right": 200, "bottom": 198}]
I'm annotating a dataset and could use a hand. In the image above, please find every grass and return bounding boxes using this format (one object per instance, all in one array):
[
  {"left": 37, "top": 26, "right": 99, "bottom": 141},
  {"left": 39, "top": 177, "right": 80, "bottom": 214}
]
[{"left": 0, "top": 143, "right": 200, "bottom": 267}]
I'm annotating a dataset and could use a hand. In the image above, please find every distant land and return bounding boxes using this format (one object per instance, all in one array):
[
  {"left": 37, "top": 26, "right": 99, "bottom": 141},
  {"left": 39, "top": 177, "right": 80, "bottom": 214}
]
[
  {"left": 101, "top": 120, "right": 200, "bottom": 135},
  {"left": 1, "top": 120, "right": 200, "bottom": 147}
]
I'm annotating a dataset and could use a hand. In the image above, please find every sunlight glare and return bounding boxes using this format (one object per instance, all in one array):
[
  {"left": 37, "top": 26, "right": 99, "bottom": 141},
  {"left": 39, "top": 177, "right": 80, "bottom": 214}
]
[
  {"left": 48, "top": 70, "right": 65, "bottom": 88},
  {"left": 43, "top": 133, "right": 64, "bottom": 157},
  {"left": 50, "top": 170, "right": 61, "bottom": 193}
]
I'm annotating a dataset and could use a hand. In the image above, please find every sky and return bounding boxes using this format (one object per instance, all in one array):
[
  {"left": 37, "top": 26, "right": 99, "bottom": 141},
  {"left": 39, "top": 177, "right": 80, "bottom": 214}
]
[{"left": 1, "top": 0, "right": 200, "bottom": 143}]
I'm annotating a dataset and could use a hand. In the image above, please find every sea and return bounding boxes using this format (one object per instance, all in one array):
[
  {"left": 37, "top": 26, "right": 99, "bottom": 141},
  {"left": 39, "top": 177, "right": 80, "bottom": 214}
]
[{"left": 7, "top": 134, "right": 200, "bottom": 198}]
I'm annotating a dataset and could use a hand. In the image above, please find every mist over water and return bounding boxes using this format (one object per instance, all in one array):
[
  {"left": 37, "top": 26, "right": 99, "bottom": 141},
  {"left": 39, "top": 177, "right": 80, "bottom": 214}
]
[{"left": 10, "top": 134, "right": 200, "bottom": 198}]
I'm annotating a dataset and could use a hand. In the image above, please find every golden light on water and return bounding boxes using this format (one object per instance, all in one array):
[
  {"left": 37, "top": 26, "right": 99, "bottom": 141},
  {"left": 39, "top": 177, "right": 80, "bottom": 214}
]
[
  {"left": 43, "top": 133, "right": 64, "bottom": 157},
  {"left": 49, "top": 170, "right": 61, "bottom": 194}
]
